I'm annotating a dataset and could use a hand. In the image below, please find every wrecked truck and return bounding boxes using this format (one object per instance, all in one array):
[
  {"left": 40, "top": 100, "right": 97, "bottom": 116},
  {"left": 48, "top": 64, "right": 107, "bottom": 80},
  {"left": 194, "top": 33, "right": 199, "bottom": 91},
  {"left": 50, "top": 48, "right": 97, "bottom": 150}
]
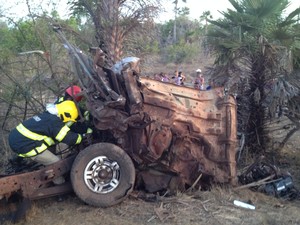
[{"left": 0, "top": 27, "right": 237, "bottom": 220}]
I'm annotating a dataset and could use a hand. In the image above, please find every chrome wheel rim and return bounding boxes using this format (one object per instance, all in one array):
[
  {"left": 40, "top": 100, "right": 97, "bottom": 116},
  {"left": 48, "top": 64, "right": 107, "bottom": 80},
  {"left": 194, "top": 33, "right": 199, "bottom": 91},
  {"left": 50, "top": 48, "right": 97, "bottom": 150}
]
[{"left": 84, "top": 156, "right": 120, "bottom": 194}]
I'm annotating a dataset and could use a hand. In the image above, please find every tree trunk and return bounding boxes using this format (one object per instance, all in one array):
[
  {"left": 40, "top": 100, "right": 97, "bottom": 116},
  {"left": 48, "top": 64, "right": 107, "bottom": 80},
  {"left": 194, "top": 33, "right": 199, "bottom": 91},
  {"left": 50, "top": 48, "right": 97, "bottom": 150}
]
[
  {"left": 246, "top": 53, "right": 268, "bottom": 153},
  {"left": 93, "top": 0, "right": 123, "bottom": 65},
  {"left": 173, "top": 0, "right": 178, "bottom": 44}
]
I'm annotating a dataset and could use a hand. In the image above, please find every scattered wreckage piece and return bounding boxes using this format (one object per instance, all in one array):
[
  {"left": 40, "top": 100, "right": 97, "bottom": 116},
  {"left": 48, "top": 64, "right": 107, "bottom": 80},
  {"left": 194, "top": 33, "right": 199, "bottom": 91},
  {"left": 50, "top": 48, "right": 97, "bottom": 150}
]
[
  {"left": 233, "top": 200, "right": 255, "bottom": 210},
  {"left": 130, "top": 79, "right": 238, "bottom": 192},
  {"left": 238, "top": 160, "right": 300, "bottom": 200},
  {"left": 0, "top": 156, "right": 75, "bottom": 200}
]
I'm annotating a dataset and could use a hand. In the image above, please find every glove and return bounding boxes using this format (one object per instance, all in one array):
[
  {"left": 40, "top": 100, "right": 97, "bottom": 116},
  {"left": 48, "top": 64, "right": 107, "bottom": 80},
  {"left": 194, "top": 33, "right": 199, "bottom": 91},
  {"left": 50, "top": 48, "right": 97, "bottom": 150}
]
[
  {"left": 86, "top": 127, "right": 93, "bottom": 134},
  {"left": 81, "top": 133, "right": 92, "bottom": 145}
]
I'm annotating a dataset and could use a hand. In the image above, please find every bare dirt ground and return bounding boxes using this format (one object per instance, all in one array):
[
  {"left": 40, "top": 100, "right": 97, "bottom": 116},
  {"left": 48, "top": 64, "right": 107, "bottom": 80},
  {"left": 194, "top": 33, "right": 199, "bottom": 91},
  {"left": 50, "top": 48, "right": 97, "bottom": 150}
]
[{"left": 3, "top": 119, "right": 300, "bottom": 225}]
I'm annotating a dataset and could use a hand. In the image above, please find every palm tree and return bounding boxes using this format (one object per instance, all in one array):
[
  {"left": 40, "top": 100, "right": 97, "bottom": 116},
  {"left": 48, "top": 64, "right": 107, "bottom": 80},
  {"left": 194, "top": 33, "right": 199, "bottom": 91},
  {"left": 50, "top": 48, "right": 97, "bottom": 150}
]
[
  {"left": 206, "top": 0, "right": 300, "bottom": 155},
  {"left": 69, "top": 0, "right": 161, "bottom": 64},
  {"left": 200, "top": 11, "right": 212, "bottom": 35},
  {"left": 172, "top": 0, "right": 186, "bottom": 43}
]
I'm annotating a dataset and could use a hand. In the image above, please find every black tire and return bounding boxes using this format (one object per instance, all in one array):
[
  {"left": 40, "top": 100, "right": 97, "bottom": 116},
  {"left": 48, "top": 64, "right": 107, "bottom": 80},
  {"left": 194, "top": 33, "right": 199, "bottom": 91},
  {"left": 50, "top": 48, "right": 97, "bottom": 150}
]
[{"left": 70, "top": 143, "right": 135, "bottom": 207}]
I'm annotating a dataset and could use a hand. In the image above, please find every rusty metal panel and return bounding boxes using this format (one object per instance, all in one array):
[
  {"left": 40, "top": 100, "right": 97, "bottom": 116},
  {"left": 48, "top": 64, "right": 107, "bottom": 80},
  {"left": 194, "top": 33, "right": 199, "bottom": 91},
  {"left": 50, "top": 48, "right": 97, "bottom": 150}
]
[
  {"left": 127, "top": 78, "right": 238, "bottom": 186},
  {"left": 0, "top": 156, "right": 75, "bottom": 199}
]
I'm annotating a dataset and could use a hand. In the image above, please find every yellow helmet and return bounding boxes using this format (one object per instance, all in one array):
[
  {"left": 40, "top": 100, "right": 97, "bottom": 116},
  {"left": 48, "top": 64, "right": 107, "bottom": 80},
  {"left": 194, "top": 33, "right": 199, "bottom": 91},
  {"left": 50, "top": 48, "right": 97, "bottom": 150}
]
[{"left": 56, "top": 100, "right": 78, "bottom": 122}]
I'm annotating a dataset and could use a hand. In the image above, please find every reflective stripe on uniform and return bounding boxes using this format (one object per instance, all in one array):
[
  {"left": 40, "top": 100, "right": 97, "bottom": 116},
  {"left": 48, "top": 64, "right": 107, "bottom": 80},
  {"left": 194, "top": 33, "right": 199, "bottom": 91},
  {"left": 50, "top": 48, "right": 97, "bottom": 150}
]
[
  {"left": 58, "top": 97, "right": 64, "bottom": 103},
  {"left": 18, "top": 143, "right": 48, "bottom": 157},
  {"left": 76, "top": 134, "right": 82, "bottom": 144},
  {"left": 65, "top": 121, "right": 74, "bottom": 127},
  {"left": 86, "top": 128, "right": 93, "bottom": 134},
  {"left": 55, "top": 125, "right": 70, "bottom": 141},
  {"left": 16, "top": 124, "right": 55, "bottom": 146}
]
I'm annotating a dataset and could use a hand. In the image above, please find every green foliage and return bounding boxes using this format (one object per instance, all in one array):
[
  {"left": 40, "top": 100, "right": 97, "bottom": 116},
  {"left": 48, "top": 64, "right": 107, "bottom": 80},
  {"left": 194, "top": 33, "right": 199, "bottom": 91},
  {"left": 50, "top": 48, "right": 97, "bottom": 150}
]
[
  {"left": 11, "top": 20, "right": 44, "bottom": 52},
  {"left": 165, "top": 42, "right": 199, "bottom": 64},
  {"left": 144, "top": 41, "right": 160, "bottom": 55},
  {"left": 207, "top": 0, "right": 300, "bottom": 69},
  {"left": 159, "top": 16, "right": 203, "bottom": 46},
  {"left": 124, "top": 31, "right": 160, "bottom": 56},
  {"left": 0, "top": 22, "right": 18, "bottom": 61},
  {"left": 158, "top": 20, "right": 174, "bottom": 45},
  {"left": 178, "top": 7, "right": 190, "bottom": 16},
  {"left": 68, "top": 0, "right": 94, "bottom": 18},
  {"left": 0, "top": 14, "right": 88, "bottom": 62},
  {"left": 292, "top": 37, "right": 300, "bottom": 69}
]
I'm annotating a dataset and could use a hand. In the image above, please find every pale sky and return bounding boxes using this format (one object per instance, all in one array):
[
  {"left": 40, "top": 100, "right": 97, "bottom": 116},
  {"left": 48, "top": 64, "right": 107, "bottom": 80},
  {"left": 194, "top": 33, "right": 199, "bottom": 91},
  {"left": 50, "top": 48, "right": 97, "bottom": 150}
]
[
  {"left": 0, "top": 0, "right": 299, "bottom": 22},
  {"left": 159, "top": 0, "right": 300, "bottom": 22},
  {"left": 158, "top": 0, "right": 234, "bottom": 22}
]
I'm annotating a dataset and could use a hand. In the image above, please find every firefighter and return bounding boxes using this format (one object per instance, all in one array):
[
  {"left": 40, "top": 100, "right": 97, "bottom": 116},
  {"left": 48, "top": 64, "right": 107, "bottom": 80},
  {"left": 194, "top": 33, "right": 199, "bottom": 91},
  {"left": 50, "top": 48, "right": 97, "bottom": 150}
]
[{"left": 8, "top": 100, "right": 84, "bottom": 185}]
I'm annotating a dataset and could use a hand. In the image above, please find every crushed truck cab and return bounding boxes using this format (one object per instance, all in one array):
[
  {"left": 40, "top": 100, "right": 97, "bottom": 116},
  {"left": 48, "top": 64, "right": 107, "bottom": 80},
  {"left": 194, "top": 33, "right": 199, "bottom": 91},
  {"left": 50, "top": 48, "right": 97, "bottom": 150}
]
[{"left": 87, "top": 65, "right": 238, "bottom": 192}]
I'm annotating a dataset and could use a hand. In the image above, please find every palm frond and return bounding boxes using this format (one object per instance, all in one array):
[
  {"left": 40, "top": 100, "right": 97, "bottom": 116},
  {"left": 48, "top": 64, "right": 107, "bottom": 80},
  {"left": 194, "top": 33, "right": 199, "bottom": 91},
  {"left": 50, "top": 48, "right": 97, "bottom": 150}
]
[
  {"left": 284, "top": 7, "right": 300, "bottom": 22},
  {"left": 228, "top": 0, "right": 244, "bottom": 13},
  {"left": 264, "top": 70, "right": 300, "bottom": 117},
  {"left": 244, "top": 0, "right": 289, "bottom": 18}
]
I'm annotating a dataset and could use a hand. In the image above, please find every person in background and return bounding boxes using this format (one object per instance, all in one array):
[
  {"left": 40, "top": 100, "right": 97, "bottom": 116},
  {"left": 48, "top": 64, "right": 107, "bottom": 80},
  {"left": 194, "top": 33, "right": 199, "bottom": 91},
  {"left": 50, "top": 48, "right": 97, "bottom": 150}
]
[
  {"left": 193, "top": 69, "right": 205, "bottom": 90},
  {"left": 174, "top": 71, "right": 185, "bottom": 86},
  {"left": 157, "top": 72, "right": 165, "bottom": 81},
  {"left": 179, "top": 71, "right": 186, "bottom": 85},
  {"left": 206, "top": 79, "right": 215, "bottom": 90},
  {"left": 161, "top": 73, "right": 170, "bottom": 83},
  {"left": 8, "top": 101, "right": 84, "bottom": 185},
  {"left": 171, "top": 70, "right": 179, "bottom": 84},
  {"left": 154, "top": 73, "right": 161, "bottom": 81}
]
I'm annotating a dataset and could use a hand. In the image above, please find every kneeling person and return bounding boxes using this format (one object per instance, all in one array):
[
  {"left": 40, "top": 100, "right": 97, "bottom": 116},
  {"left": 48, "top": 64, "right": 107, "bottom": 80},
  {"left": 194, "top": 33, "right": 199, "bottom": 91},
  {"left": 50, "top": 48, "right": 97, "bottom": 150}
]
[{"left": 8, "top": 100, "right": 83, "bottom": 185}]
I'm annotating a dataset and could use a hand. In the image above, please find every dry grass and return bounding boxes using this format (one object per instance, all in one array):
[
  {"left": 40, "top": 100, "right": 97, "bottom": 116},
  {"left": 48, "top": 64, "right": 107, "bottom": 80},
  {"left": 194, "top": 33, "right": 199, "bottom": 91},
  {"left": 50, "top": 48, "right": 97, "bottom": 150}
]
[{"left": 4, "top": 179, "right": 300, "bottom": 225}]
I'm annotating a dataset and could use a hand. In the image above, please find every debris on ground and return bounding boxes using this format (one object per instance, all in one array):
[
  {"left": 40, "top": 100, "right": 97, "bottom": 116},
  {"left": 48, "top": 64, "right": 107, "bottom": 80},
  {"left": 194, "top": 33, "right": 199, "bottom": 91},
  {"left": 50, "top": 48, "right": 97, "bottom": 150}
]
[{"left": 237, "top": 159, "right": 300, "bottom": 200}]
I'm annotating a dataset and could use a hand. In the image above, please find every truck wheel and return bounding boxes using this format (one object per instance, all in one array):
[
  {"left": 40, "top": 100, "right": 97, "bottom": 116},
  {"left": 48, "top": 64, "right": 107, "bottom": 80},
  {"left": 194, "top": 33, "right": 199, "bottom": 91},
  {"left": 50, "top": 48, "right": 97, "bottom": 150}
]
[{"left": 70, "top": 143, "right": 135, "bottom": 207}]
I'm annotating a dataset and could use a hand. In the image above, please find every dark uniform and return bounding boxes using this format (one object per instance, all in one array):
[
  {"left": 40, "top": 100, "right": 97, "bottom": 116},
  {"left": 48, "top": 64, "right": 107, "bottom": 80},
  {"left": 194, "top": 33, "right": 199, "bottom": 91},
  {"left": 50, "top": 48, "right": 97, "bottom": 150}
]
[{"left": 9, "top": 111, "right": 82, "bottom": 157}]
